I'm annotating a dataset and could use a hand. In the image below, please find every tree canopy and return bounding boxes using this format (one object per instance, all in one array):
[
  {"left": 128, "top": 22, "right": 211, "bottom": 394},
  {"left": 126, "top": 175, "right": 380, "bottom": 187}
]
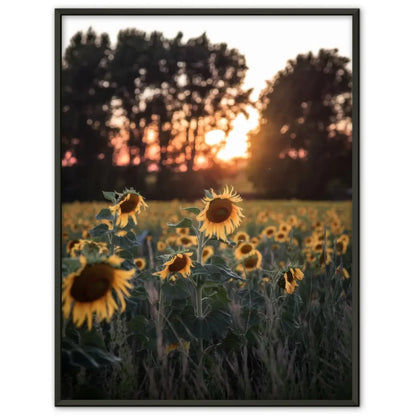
[{"left": 247, "top": 49, "right": 352, "bottom": 199}]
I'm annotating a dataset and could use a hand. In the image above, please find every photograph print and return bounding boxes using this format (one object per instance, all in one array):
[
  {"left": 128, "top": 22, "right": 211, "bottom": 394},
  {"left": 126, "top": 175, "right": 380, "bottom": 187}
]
[{"left": 56, "top": 9, "right": 359, "bottom": 405}]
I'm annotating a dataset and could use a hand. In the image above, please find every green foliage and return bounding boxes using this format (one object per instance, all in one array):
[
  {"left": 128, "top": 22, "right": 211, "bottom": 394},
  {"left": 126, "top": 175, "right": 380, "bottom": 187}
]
[
  {"left": 247, "top": 49, "right": 352, "bottom": 199},
  {"left": 167, "top": 217, "right": 193, "bottom": 228}
]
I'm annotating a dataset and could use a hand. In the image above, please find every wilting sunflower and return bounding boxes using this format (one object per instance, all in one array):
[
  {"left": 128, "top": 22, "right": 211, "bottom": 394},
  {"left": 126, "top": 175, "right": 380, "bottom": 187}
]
[
  {"left": 234, "top": 242, "right": 255, "bottom": 260},
  {"left": 279, "top": 267, "right": 304, "bottom": 294},
  {"left": 155, "top": 252, "right": 193, "bottom": 279},
  {"left": 336, "top": 266, "right": 350, "bottom": 279},
  {"left": 196, "top": 186, "right": 244, "bottom": 241},
  {"left": 134, "top": 257, "right": 146, "bottom": 271},
  {"left": 62, "top": 255, "right": 135, "bottom": 330},
  {"left": 157, "top": 241, "right": 166, "bottom": 252},
  {"left": 262, "top": 226, "right": 277, "bottom": 239},
  {"left": 177, "top": 235, "right": 198, "bottom": 248},
  {"left": 202, "top": 245, "right": 214, "bottom": 264},
  {"left": 236, "top": 250, "right": 262, "bottom": 273},
  {"left": 109, "top": 190, "right": 148, "bottom": 228}
]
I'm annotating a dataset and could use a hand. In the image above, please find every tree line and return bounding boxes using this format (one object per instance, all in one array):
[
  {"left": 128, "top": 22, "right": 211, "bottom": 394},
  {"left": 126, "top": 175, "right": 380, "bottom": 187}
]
[{"left": 61, "top": 27, "right": 352, "bottom": 201}]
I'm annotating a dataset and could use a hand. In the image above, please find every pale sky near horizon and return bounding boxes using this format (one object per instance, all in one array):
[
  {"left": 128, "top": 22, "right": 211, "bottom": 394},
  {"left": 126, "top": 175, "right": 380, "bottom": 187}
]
[{"left": 62, "top": 15, "right": 352, "bottom": 100}]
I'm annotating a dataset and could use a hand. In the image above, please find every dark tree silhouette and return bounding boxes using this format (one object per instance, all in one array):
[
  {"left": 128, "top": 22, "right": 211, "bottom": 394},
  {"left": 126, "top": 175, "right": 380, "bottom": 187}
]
[
  {"left": 62, "top": 28, "right": 114, "bottom": 198},
  {"left": 247, "top": 49, "right": 352, "bottom": 199},
  {"left": 178, "top": 33, "right": 252, "bottom": 171}
]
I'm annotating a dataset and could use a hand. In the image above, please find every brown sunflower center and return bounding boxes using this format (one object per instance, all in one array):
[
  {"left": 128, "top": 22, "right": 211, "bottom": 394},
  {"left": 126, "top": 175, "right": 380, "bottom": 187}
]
[
  {"left": 286, "top": 270, "right": 294, "bottom": 283},
  {"left": 70, "top": 263, "right": 114, "bottom": 302},
  {"left": 202, "top": 249, "right": 209, "bottom": 256},
  {"left": 168, "top": 255, "right": 188, "bottom": 273},
  {"left": 180, "top": 237, "right": 191, "bottom": 245},
  {"left": 237, "top": 233, "right": 247, "bottom": 241},
  {"left": 206, "top": 198, "right": 233, "bottom": 223},
  {"left": 277, "top": 233, "right": 285, "bottom": 239},
  {"left": 240, "top": 244, "right": 253, "bottom": 254},
  {"left": 120, "top": 194, "right": 140, "bottom": 213},
  {"left": 266, "top": 229, "right": 274, "bottom": 236},
  {"left": 336, "top": 242, "right": 344, "bottom": 251},
  {"left": 135, "top": 259, "right": 144, "bottom": 268},
  {"left": 244, "top": 254, "right": 258, "bottom": 269}
]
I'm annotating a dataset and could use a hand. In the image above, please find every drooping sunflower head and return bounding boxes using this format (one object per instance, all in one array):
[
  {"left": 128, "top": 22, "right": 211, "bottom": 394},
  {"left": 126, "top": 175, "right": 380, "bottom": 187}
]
[
  {"left": 336, "top": 265, "right": 350, "bottom": 280},
  {"left": 155, "top": 252, "right": 194, "bottom": 280},
  {"left": 134, "top": 257, "right": 146, "bottom": 271},
  {"left": 62, "top": 255, "right": 135, "bottom": 330},
  {"left": 196, "top": 186, "right": 244, "bottom": 241},
  {"left": 279, "top": 267, "right": 304, "bottom": 295},
  {"left": 109, "top": 189, "right": 148, "bottom": 228},
  {"left": 202, "top": 245, "right": 214, "bottom": 264},
  {"left": 236, "top": 249, "right": 262, "bottom": 273}
]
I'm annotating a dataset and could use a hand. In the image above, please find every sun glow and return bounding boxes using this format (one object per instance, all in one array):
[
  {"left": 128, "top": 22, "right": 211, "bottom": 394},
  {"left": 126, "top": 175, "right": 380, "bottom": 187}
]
[{"left": 209, "top": 107, "right": 260, "bottom": 162}]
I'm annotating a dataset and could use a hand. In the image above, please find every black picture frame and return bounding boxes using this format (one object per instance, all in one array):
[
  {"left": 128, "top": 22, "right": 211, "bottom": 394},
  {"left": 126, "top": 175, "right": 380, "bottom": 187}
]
[{"left": 55, "top": 8, "right": 359, "bottom": 406}]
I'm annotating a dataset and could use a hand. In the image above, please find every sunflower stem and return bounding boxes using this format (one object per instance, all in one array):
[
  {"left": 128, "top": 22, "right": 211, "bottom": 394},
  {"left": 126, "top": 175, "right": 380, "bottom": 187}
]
[{"left": 196, "top": 281, "right": 203, "bottom": 318}]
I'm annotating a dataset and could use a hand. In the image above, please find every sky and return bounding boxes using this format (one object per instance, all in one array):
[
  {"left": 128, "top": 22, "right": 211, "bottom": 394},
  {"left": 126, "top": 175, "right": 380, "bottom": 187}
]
[{"left": 62, "top": 15, "right": 353, "bottom": 162}]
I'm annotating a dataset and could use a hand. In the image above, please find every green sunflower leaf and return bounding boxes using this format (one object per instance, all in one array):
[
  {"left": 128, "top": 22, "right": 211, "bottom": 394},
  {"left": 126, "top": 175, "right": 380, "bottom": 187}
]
[
  {"left": 167, "top": 217, "right": 193, "bottom": 228},
  {"left": 89, "top": 223, "right": 110, "bottom": 237},
  {"left": 181, "top": 207, "right": 201, "bottom": 215},
  {"left": 95, "top": 208, "right": 114, "bottom": 221},
  {"left": 102, "top": 191, "right": 117, "bottom": 203}
]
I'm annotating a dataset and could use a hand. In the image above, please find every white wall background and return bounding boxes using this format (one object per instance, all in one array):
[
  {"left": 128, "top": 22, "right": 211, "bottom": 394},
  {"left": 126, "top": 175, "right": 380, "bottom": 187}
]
[{"left": 0, "top": 1, "right": 415, "bottom": 415}]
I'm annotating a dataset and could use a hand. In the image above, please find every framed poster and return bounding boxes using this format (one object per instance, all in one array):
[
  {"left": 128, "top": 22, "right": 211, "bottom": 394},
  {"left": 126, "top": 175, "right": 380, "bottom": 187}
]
[{"left": 56, "top": 8, "right": 359, "bottom": 406}]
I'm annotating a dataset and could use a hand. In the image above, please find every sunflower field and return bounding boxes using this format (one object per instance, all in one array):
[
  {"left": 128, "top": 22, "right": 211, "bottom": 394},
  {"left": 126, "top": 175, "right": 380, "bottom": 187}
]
[{"left": 60, "top": 187, "right": 353, "bottom": 401}]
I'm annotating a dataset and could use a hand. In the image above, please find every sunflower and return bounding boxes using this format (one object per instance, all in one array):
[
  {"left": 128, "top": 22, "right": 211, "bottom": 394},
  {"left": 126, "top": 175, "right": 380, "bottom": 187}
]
[
  {"left": 280, "top": 267, "right": 304, "bottom": 294},
  {"left": 109, "top": 190, "right": 148, "bottom": 228},
  {"left": 303, "top": 249, "right": 316, "bottom": 264},
  {"left": 155, "top": 252, "right": 193, "bottom": 280},
  {"left": 303, "top": 235, "right": 315, "bottom": 247},
  {"left": 336, "top": 266, "right": 350, "bottom": 279},
  {"left": 157, "top": 241, "right": 166, "bottom": 252},
  {"left": 202, "top": 245, "right": 214, "bottom": 264},
  {"left": 234, "top": 242, "right": 255, "bottom": 260},
  {"left": 279, "top": 222, "right": 292, "bottom": 233},
  {"left": 134, "top": 257, "right": 146, "bottom": 271},
  {"left": 287, "top": 215, "right": 298, "bottom": 227},
  {"left": 250, "top": 237, "right": 260, "bottom": 246},
  {"left": 66, "top": 239, "right": 80, "bottom": 255},
  {"left": 233, "top": 231, "right": 250, "bottom": 244},
  {"left": 335, "top": 238, "right": 348, "bottom": 255},
  {"left": 236, "top": 250, "right": 262, "bottom": 273},
  {"left": 262, "top": 226, "right": 277, "bottom": 239},
  {"left": 196, "top": 186, "right": 244, "bottom": 241},
  {"left": 177, "top": 235, "right": 198, "bottom": 248},
  {"left": 176, "top": 227, "right": 190, "bottom": 236},
  {"left": 62, "top": 255, "right": 135, "bottom": 330},
  {"left": 274, "top": 230, "right": 288, "bottom": 243},
  {"left": 167, "top": 340, "right": 190, "bottom": 354}
]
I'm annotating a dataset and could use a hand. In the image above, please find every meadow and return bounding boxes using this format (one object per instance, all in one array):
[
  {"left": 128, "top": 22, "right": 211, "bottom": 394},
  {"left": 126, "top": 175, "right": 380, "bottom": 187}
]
[{"left": 60, "top": 189, "right": 353, "bottom": 401}]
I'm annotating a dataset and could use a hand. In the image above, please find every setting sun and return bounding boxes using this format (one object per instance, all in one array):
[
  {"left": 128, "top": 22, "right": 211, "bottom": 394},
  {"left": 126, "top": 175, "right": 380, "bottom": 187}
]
[{"left": 205, "top": 107, "right": 260, "bottom": 162}]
